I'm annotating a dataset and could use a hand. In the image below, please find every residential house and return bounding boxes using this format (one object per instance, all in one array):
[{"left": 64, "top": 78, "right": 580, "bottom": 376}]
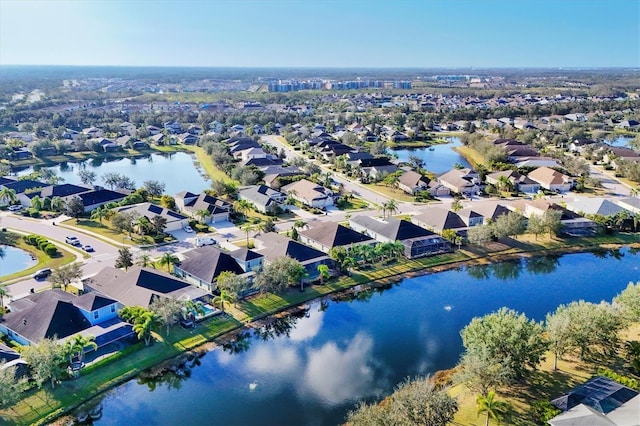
[
  {"left": 349, "top": 216, "right": 451, "bottom": 259},
  {"left": 527, "top": 167, "right": 574, "bottom": 192},
  {"left": 470, "top": 203, "right": 512, "bottom": 224},
  {"left": 511, "top": 199, "right": 597, "bottom": 235},
  {"left": 565, "top": 197, "right": 627, "bottom": 217},
  {"left": 358, "top": 158, "right": 399, "bottom": 180},
  {"left": 254, "top": 232, "right": 334, "bottom": 280},
  {"left": 146, "top": 125, "right": 161, "bottom": 135},
  {"left": 238, "top": 185, "right": 288, "bottom": 214},
  {"left": 569, "top": 138, "right": 597, "bottom": 153},
  {"left": 299, "top": 222, "right": 375, "bottom": 253},
  {"left": 149, "top": 133, "right": 167, "bottom": 145},
  {"left": 84, "top": 266, "right": 209, "bottom": 309},
  {"left": 398, "top": 170, "right": 430, "bottom": 195},
  {"left": 82, "top": 127, "right": 104, "bottom": 138},
  {"left": 174, "top": 246, "right": 263, "bottom": 292},
  {"left": 76, "top": 188, "right": 128, "bottom": 212},
  {"left": 263, "top": 166, "right": 307, "bottom": 189},
  {"left": 616, "top": 197, "right": 640, "bottom": 214},
  {"left": 548, "top": 376, "right": 639, "bottom": 426},
  {"left": 438, "top": 168, "right": 480, "bottom": 196},
  {"left": 176, "top": 132, "right": 198, "bottom": 145},
  {"left": 457, "top": 208, "right": 485, "bottom": 227},
  {"left": 114, "top": 202, "right": 190, "bottom": 231},
  {"left": 486, "top": 170, "right": 540, "bottom": 193},
  {"left": 281, "top": 179, "right": 336, "bottom": 209},
  {"left": 514, "top": 157, "right": 561, "bottom": 169},
  {"left": 412, "top": 207, "right": 467, "bottom": 234},
  {"left": 0, "top": 289, "right": 131, "bottom": 348},
  {"left": 164, "top": 121, "right": 182, "bottom": 134},
  {"left": 426, "top": 180, "right": 451, "bottom": 197},
  {"left": 0, "top": 178, "right": 49, "bottom": 207},
  {"left": 175, "top": 192, "right": 232, "bottom": 223},
  {"left": 119, "top": 122, "right": 137, "bottom": 137}
]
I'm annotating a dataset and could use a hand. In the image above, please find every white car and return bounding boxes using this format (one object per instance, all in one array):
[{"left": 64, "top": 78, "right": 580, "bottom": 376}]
[
  {"left": 7, "top": 205, "right": 22, "bottom": 211},
  {"left": 82, "top": 245, "right": 94, "bottom": 252},
  {"left": 183, "top": 225, "right": 194, "bottom": 233}
]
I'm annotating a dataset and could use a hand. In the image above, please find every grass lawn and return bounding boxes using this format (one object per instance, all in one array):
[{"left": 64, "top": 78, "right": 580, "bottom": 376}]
[
  {"left": 183, "top": 145, "right": 236, "bottom": 184},
  {"left": 364, "top": 183, "right": 415, "bottom": 202},
  {"left": 454, "top": 145, "right": 486, "bottom": 167},
  {"left": 336, "top": 196, "right": 370, "bottom": 211},
  {"left": 61, "top": 219, "right": 136, "bottom": 246},
  {"left": 0, "top": 231, "right": 75, "bottom": 283}
]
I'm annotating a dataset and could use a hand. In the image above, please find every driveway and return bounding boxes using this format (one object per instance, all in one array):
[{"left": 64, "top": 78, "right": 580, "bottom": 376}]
[{"left": 589, "top": 164, "right": 631, "bottom": 197}]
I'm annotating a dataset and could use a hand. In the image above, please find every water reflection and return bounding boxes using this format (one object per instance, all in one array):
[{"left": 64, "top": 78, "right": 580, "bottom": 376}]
[
  {"left": 467, "top": 256, "right": 561, "bottom": 281},
  {"left": 525, "top": 255, "right": 560, "bottom": 275}
]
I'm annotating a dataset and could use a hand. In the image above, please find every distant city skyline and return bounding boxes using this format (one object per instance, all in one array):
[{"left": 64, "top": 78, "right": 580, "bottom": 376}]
[{"left": 1, "top": 0, "right": 638, "bottom": 68}]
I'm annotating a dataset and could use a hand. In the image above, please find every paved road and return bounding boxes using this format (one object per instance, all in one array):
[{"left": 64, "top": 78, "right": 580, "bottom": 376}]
[
  {"left": 261, "top": 135, "right": 392, "bottom": 206},
  {"left": 588, "top": 164, "right": 631, "bottom": 197}
]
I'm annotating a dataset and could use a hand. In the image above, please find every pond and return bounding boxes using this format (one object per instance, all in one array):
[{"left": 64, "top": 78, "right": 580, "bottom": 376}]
[
  {"left": 14, "top": 152, "right": 211, "bottom": 196},
  {"left": 608, "top": 136, "right": 634, "bottom": 147},
  {"left": 85, "top": 248, "right": 639, "bottom": 426},
  {"left": 0, "top": 245, "right": 37, "bottom": 277},
  {"left": 391, "top": 137, "right": 471, "bottom": 174}
]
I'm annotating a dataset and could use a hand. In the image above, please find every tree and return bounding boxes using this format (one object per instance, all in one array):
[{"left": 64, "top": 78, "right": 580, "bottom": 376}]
[
  {"left": 460, "top": 308, "right": 548, "bottom": 384},
  {"left": 254, "top": 256, "right": 307, "bottom": 294},
  {"left": 467, "top": 224, "right": 493, "bottom": 245},
  {"left": 451, "top": 200, "right": 463, "bottom": 212},
  {"left": 384, "top": 200, "right": 399, "bottom": 218},
  {"left": 50, "top": 196, "right": 65, "bottom": 212},
  {"left": 545, "top": 306, "right": 573, "bottom": 370},
  {"left": 317, "top": 264, "right": 330, "bottom": 284},
  {"left": 50, "top": 263, "right": 83, "bottom": 291},
  {"left": 216, "top": 271, "right": 250, "bottom": 301},
  {"left": 526, "top": 214, "right": 545, "bottom": 240},
  {"left": 150, "top": 214, "right": 168, "bottom": 236},
  {"left": 476, "top": 391, "right": 509, "bottom": 426},
  {"left": 111, "top": 211, "right": 137, "bottom": 237},
  {"left": 347, "top": 376, "right": 458, "bottom": 426},
  {"left": 136, "top": 254, "right": 154, "bottom": 268},
  {"left": 195, "top": 209, "right": 210, "bottom": 224},
  {"left": 133, "top": 311, "right": 161, "bottom": 346},
  {"left": 234, "top": 199, "right": 252, "bottom": 222},
  {"left": 455, "top": 348, "right": 512, "bottom": 395},
  {"left": 63, "top": 334, "right": 97, "bottom": 366},
  {"left": 143, "top": 180, "right": 166, "bottom": 198},
  {"left": 183, "top": 300, "right": 205, "bottom": 321},
  {"left": 614, "top": 282, "right": 640, "bottom": 322},
  {"left": 90, "top": 206, "right": 107, "bottom": 224},
  {"left": 241, "top": 223, "right": 255, "bottom": 246},
  {"left": 491, "top": 211, "right": 525, "bottom": 239},
  {"left": 31, "top": 195, "right": 43, "bottom": 211},
  {"left": 150, "top": 297, "right": 183, "bottom": 335},
  {"left": 0, "top": 187, "right": 17, "bottom": 206},
  {"left": 0, "top": 361, "right": 27, "bottom": 409},
  {"left": 0, "top": 285, "right": 9, "bottom": 311},
  {"left": 78, "top": 169, "right": 97, "bottom": 186},
  {"left": 20, "top": 338, "right": 65, "bottom": 389},
  {"left": 213, "top": 289, "right": 234, "bottom": 312},
  {"left": 158, "top": 252, "right": 179, "bottom": 273},
  {"left": 65, "top": 196, "right": 85, "bottom": 223},
  {"left": 115, "top": 247, "right": 134, "bottom": 271},
  {"left": 543, "top": 210, "right": 563, "bottom": 238}
]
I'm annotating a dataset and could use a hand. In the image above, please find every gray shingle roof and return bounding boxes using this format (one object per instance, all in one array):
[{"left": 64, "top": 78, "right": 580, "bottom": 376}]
[
  {"left": 299, "top": 222, "right": 374, "bottom": 248},
  {"left": 254, "top": 232, "right": 327, "bottom": 263},
  {"left": 179, "top": 246, "right": 245, "bottom": 283},
  {"left": 350, "top": 216, "right": 435, "bottom": 241}
]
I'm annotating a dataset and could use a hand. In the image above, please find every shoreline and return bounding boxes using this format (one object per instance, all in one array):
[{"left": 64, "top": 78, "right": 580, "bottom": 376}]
[{"left": 8, "top": 237, "right": 639, "bottom": 425}]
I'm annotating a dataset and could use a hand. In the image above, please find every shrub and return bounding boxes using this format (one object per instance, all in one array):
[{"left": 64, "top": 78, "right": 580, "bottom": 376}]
[
  {"left": 29, "top": 209, "right": 40, "bottom": 218},
  {"left": 195, "top": 223, "right": 209, "bottom": 233},
  {"left": 528, "top": 400, "right": 561, "bottom": 423},
  {"left": 38, "top": 240, "right": 50, "bottom": 251},
  {"left": 597, "top": 368, "right": 639, "bottom": 390},
  {"left": 44, "top": 244, "right": 58, "bottom": 256}
]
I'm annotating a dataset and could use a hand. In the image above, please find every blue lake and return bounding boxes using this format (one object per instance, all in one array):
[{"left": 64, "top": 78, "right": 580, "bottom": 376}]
[
  {"left": 86, "top": 248, "right": 639, "bottom": 426},
  {"left": 14, "top": 152, "right": 211, "bottom": 196},
  {"left": 391, "top": 137, "right": 471, "bottom": 174},
  {"left": 0, "top": 245, "right": 37, "bottom": 277}
]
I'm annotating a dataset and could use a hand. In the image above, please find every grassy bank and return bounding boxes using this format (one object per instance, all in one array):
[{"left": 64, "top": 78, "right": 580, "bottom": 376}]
[
  {"left": 454, "top": 145, "right": 486, "bottom": 167},
  {"left": 2, "top": 232, "right": 639, "bottom": 425}
]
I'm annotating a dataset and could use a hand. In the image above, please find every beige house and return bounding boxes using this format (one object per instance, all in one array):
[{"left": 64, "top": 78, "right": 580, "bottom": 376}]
[
  {"left": 527, "top": 167, "right": 573, "bottom": 192},
  {"left": 281, "top": 179, "right": 336, "bottom": 209}
]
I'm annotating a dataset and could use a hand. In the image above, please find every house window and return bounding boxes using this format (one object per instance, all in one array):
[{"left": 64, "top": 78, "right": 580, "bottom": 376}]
[{"left": 94, "top": 311, "right": 99, "bottom": 320}]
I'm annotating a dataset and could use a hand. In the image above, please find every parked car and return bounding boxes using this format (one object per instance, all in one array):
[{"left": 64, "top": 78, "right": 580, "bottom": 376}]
[
  {"left": 82, "top": 245, "right": 94, "bottom": 252},
  {"left": 183, "top": 225, "right": 194, "bottom": 233},
  {"left": 65, "top": 236, "right": 81, "bottom": 246},
  {"left": 195, "top": 237, "right": 216, "bottom": 247},
  {"left": 33, "top": 268, "right": 52, "bottom": 280},
  {"left": 7, "top": 205, "right": 22, "bottom": 211}
]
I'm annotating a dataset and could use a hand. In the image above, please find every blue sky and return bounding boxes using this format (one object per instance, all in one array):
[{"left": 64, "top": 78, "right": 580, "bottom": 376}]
[{"left": 1, "top": 0, "right": 638, "bottom": 68}]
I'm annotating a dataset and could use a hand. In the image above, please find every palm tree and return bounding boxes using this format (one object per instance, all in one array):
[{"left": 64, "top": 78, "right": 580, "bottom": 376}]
[
  {"left": 476, "top": 391, "right": 510, "bottom": 426},
  {"left": 213, "top": 289, "right": 233, "bottom": 312},
  {"left": 135, "top": 216, "right": 151, "bottom": 236},
  {"left": 293, "top": 220, "right": 307, "bottom": 231},
  {"left": 183, "top": 300, "right": 205, "bottom": 320},
  {"left": 377, "top": 203, "right": 387, "bottom": 219},
  {"left": 630, "top": 187, "right": 639, "bottom": 198},
  {"left": 497, "top": 175, "right": 513, "bottom": 193},
  {"left": 233, "top": 199, "right": 252, "bottom": 222},
  {"left": 30, "top": 195, "right": 43, "bottom": 211},
  {"left": 0, "top": 188, "right": 17, "bottom": 206},
  {"left": 195, "top": 208, "right": 210, "bottom": 224},
  {"left": 136, "top": 254, "right": 153, "bottom": 268},
  {"left": 133, "top": 312, "right": 161, "bottom": 346},
  {"left": 158, "top": 252, "right": 179, "bottom": 273},
  {"left": 90, "top": 206, "right": 107, "bottom": 224},
  {"left": 50, "top": 196, "right": 65, "bottom": 212},
  {"left": 0, "top": 285, "right": 9, "bottom": 311},
  {"left": 241, "top": 223, "right": 255, "bottom": 246},
  {"left": 317, "top": 264, "right": 330, "bottom": 283},
  {"left": 384, "top": 200, "right": 399, "bottom": 217},
  {"left": 64, "top": 334, "right": 97, "bottom": 365},
  {"left": 150, "top": 215, "right": 168, "bottom": 236}
]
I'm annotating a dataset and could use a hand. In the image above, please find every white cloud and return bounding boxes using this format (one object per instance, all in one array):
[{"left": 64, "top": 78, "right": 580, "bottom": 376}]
[{"left": 289, "top": 309, "right": 325, "bottom": 342}]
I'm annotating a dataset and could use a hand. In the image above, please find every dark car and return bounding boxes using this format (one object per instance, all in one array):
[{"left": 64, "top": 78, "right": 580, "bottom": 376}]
[{"left": 33, "top": 268, "right": 52, "bottom": 280}]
